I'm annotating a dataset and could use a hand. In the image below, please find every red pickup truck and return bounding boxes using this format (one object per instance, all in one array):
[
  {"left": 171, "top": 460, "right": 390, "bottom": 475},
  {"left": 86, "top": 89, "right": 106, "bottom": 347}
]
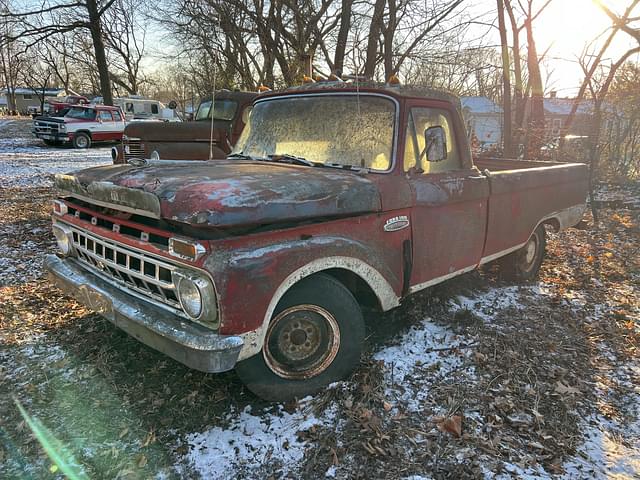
[
  {"left": 45, "top": 84, "right": 588, "bottom": 401},
  {"left": 33, "top": 105, "right": 125, "bottom": 148}
]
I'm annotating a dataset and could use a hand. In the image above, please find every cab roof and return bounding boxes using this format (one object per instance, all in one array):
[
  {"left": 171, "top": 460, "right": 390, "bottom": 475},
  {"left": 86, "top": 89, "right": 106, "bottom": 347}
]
[{"left": 260, "top": 82, "right": 462, "bottom": 110}]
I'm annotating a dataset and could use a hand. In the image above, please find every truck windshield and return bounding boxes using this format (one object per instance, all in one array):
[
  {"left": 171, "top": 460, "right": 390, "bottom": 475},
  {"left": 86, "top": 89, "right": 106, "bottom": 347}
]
[
  {"left": 65, "top": 107, "right": 96, "bottom": 120},
  {"left": 195, "top": 99, "right": 238, "bottom": 121},
  {"left": 232, "top": 95, "right": 395, "bottom": 171}
]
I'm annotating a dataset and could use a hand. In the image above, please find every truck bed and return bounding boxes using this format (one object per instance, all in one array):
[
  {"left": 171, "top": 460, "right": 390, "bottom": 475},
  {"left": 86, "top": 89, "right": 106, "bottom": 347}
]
[{"left": 474, "top": 157, "right": 589, "bottom": 263}]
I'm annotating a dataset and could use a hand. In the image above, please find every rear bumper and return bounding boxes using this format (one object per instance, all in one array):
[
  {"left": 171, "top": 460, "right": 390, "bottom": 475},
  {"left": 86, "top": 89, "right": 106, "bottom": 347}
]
[{"left": 44, "top": 254, "right": 243, "bottom": 373}]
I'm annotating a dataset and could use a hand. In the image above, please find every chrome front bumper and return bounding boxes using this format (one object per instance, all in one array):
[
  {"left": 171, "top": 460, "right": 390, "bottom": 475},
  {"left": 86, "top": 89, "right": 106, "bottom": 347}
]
[{"left": 44, "top": 254, "right": 243, "bottom": 373}]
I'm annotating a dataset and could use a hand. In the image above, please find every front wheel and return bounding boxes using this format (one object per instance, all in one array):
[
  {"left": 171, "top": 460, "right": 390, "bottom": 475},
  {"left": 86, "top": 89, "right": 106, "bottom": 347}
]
[
  {"left": 72, "top": 132, "right": 91, "bottom": 149},
  {"left": 499, "top": 224, "right": 546, "bottom": 282},
  {"left": 235, "top": 273, "right": 364, "bottom": 401}
]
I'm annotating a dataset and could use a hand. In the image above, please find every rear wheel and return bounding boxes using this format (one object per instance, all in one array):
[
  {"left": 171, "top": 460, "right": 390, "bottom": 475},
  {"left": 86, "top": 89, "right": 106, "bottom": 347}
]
[
  {"left": 72, "top": 132, "right": 91, "bottom": 149},
  {"left": 235, "top": 273, "right": 364, "bottom": 401},
  {"left": 499, "top": 224, "right": 546, "bottom": 282}
]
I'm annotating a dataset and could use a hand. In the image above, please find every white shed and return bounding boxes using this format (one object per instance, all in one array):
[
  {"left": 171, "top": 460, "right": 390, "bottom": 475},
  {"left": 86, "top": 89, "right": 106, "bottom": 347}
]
[{"left": 461, "top": 96, "right": 503, "bottom": 150}]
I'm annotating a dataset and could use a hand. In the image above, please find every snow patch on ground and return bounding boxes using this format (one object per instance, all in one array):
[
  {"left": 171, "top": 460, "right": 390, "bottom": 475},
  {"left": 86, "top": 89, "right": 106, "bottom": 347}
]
[
  {"left": 374, "top": 317, "right": 467, "bottom": 411},
  {"left": 0, "top": 147, "right": 111, "bottom": 188},
  {"left": 184, "top": 400, "right": 335, "bottom": 479},
  {"left": 451, "top": 285, "right": 525, "bottom": 321},
  {"left": 562, "top": 416, "right": 640, "bottom": 479}
]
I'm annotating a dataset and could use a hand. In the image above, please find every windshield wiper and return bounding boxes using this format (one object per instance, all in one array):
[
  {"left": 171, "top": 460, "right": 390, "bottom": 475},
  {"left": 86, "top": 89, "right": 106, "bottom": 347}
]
[
  {"left": 325, "top": 162, "right": 370, "bottom": 173},
  {"left": 268, "top": 153, "right": 320, "bottom": 167},
  {"left": 227, "top": 152, "right": 255, "bottom": 160}
]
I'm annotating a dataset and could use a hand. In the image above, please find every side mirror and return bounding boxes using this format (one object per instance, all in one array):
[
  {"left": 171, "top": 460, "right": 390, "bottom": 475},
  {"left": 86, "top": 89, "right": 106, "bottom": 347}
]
[{"left": 424, "top": 126, "right": 447, "bottom": 162}]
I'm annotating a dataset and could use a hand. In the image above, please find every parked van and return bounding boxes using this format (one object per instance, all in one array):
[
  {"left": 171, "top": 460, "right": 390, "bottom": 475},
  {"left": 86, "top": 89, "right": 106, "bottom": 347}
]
[{"left": 93, "top": 96, "right": 180, "bottom": 122}]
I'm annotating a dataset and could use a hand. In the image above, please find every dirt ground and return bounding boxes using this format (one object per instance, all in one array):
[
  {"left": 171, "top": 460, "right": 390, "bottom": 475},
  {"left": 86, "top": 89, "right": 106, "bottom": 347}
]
[{"left": 0, "top": 117, "right": 639, "bottom": 479}]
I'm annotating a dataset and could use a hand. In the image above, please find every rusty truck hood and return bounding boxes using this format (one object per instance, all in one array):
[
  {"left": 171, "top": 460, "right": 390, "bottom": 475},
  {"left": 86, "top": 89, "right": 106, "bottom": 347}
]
[
  {"left": 58, "top": 160, "right": 382, "bottom": 227},
  {"left": 124, "top": 121, "right": 225, "bottom": 142}
]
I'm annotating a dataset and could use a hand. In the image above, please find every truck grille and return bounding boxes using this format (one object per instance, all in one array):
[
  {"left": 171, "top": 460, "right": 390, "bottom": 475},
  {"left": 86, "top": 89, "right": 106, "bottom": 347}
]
[
  {"left": 124, "top": 137, "right": 145, "bottom": 160},
  {"left": 68, "top": 224, "right": 185, "bottom": 315},
  {"left": 33, "top": 121, "right": 60, "bottom": 134}
]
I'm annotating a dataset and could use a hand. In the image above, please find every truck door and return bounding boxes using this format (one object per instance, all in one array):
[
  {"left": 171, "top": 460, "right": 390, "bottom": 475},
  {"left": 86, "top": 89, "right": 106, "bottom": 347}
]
[
  {"left": 404, "top": 103, "right": 489, "bottom": 292},
  {"left": 96, "top": 110, "right": 118, "bottom": 140}
]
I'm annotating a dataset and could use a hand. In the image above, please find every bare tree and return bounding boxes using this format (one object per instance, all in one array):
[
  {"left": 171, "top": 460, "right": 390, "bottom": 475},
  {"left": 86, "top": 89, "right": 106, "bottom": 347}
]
[
  {"left": 19, "top": 57, "right": 54, "bottom": 114},
  {"left": 103, "top": 0, "right": 148, "bottom": 95},
  {"left": 497, "top": 0, "right": 513, "bottom": 156},
  {"left": 559, "top": 0, "right": 640, "bottom": 153},
  {"left": 0, "top": 0, "right": 120, "bottom": 104},
  {"left": 0, "top": 0, "right": 22, "bottom": 113}
]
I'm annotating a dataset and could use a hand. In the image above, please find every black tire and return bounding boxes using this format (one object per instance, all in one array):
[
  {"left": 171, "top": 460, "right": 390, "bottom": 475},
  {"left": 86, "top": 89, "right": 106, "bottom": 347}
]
[
  {"left": 235, "top": 273, "right": 365, "bottom": 401},
  {"left": 72, "top": 132, "right": 91, "bottom": 149},
  {"left": 499, "top": 224, "right": 546, "bottom": 282}
]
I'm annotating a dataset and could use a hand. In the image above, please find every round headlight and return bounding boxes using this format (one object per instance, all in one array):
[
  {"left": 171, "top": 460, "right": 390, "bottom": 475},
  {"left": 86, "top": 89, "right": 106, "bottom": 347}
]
[
  {"left": 177, "top": 276, "right": 203, "bottom": 319},
  {"left": 52, "top": 224, "right": 73, "bottom": 256}
]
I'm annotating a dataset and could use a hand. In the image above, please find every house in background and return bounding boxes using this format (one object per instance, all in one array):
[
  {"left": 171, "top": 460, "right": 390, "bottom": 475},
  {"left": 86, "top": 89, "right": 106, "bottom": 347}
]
[
  {"left": 461, "top": 96, "right": 503, "bottom": 151},
  {"left": 543, "top": 93, "right": 595, "bottom": 140},
  {"left": 0, "top": 87, "right": 65, "bottom": 115}
]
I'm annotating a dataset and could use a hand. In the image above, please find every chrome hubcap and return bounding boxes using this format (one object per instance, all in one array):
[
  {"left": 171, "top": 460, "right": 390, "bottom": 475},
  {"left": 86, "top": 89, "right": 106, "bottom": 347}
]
[
  {"left": 525, "top": 237, "right": 537, "bottom": 264},
  {"left": 263, "top": 304, "right": 340, "bottom": 380}
]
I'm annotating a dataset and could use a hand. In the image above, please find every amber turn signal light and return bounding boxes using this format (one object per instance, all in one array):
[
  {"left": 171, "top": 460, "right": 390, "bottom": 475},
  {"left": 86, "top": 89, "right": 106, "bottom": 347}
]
[
  {"left": 53, "top": 199, "right": 68, "bottom": 216},
  {"left": 169, "top": 237, "right": 206, "bottom": 261}
]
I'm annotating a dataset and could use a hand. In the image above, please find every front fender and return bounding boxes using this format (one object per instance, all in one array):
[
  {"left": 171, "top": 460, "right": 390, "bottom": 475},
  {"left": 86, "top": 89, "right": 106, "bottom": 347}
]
[{"left": 204, "top": 213, "right": 409, "bottom": 359}]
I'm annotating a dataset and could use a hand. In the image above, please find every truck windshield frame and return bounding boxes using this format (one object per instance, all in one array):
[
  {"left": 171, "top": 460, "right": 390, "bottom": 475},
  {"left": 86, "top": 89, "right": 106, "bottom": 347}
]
[
  {"left": 232, "top": 93, "right": 399, "bottom": 173},
  {"left": 195, "top": 99, "right": 239, "bottom": 122}
]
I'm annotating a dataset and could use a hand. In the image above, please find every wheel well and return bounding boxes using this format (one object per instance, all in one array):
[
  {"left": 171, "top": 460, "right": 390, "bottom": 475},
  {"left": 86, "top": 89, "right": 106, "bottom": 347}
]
[
  {"left": 321, "top": 268, "right": 381, "bottom": 311},
  {"left": 75, "top": 130, "right": 91, "bottom": 138},
  {"left": 542, "top": 218, "right": 561, "bottom": 232}
]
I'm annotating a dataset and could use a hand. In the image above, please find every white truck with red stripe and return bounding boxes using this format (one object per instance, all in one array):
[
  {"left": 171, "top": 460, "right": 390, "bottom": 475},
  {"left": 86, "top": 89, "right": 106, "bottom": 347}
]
[{"left": 33, "top": 105, "right": 126, "bottom": 149}]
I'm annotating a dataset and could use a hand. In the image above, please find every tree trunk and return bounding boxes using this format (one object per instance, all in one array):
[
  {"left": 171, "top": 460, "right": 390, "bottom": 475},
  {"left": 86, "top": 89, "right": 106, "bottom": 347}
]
[
  {"left": 525, "top": 18, "right": 544, "bottom": 158},
  {"left": 497, "top": 0, "right": 513, "bottom": 157},
  {"left": 383, "top": 0, "right": 397, "bottom": 79},
  {"left": 85, "top": 0, "right": 113, "bottom": 105},
  {"left": 364, "top": 0, "right": 386, "bottom": 78},
  {"left": 504, "top": 0, "right": 524, "bottom": 134},
  {"left": 334, "top": 0, "right": 353, "bottom": 76}
]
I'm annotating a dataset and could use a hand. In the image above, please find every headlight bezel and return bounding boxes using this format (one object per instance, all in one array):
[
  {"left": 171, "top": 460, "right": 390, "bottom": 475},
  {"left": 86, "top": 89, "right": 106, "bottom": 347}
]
[
  {"left": 52, "top": 222, "right": 74, "bottom": 256},
  {"left": 173, "top": 270, "right": 219, "bottom": 328}
]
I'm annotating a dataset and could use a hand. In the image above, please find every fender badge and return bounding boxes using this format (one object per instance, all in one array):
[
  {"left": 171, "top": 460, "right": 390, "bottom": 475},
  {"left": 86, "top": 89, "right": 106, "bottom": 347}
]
[{"left": 384, "top": 215, "right": 410, "bottom": 232}]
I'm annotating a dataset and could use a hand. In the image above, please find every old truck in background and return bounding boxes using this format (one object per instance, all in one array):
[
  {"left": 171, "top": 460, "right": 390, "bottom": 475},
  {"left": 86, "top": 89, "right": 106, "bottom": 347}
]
[
  {"left": 33, "top": 105, "right": 125, "bottom": 148},
  {"left": 43, "top": 95, "right": 91, "bottom": 116},
  {"left": 112, "top": 90, "right": 257, "bottom": 163},
  {"left": 45, "top": 83, "right": 588, "bottom": 401}
]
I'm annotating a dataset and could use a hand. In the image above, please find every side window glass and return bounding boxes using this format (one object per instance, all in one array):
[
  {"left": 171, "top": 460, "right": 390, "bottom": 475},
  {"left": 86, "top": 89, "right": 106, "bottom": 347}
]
[
  {"left": 99, "top": 111, "right": 113, "bottom": 121},
  {"left": 126, "top": 102, "right": 134, "bottom": 113},
  {"left": 151, "top": 104, "right": 159, "bottom": 114},
  {"left": 112, "top": 110, "right": 122, "bottom": 121},
  {"left": 403, "top": 107, "right": 461, "bottom": 174}
]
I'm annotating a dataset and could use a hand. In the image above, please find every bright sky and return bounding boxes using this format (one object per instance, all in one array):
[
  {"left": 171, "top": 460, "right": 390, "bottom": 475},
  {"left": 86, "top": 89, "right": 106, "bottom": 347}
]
[{"left": 481, "top": 0, "right": 640, "bottom": 97}]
